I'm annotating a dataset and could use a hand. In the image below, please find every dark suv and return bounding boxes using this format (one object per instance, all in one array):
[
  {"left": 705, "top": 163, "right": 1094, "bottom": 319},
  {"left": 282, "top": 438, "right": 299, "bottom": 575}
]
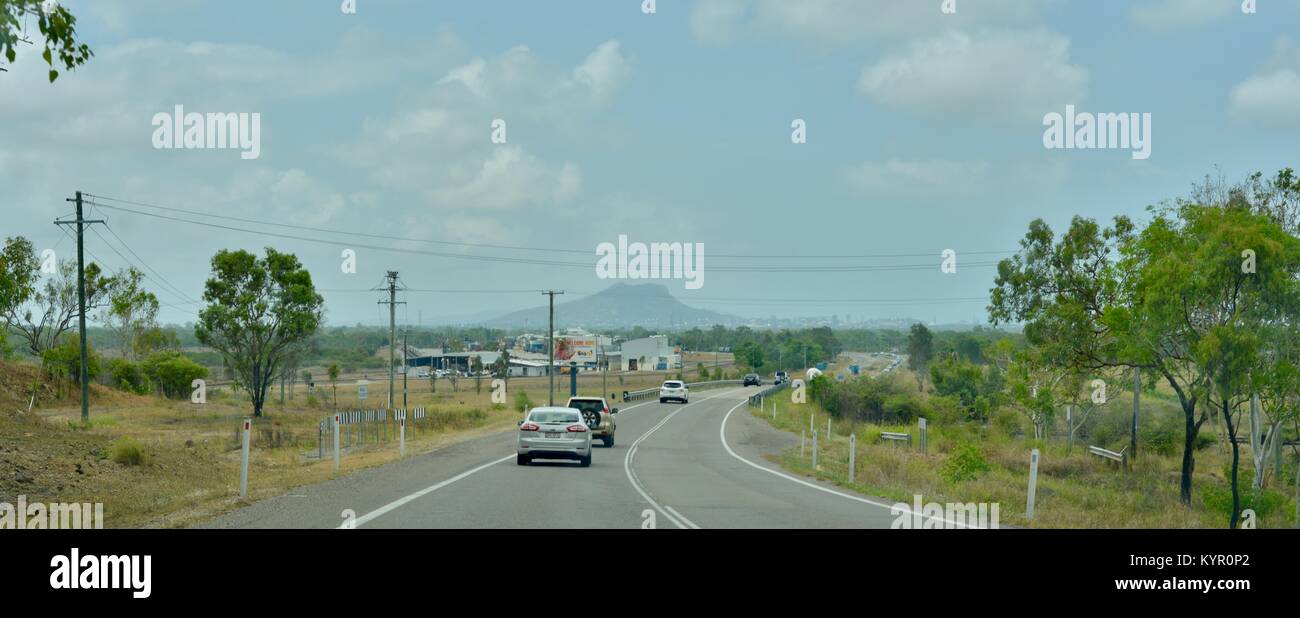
[{"left": 743, "top": 373, "right": 761, "bottom": 386}]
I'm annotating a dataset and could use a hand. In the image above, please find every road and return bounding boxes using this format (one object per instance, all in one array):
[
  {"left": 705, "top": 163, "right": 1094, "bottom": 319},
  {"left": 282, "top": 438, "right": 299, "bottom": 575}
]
[{"left": 204, "top": 387, "right": 911, "bottom": 529}]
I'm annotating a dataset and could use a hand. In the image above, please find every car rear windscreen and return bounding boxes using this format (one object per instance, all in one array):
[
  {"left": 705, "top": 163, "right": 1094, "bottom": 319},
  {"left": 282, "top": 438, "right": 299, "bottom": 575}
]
[
  {"left": 664, "top": 382, "right": 683, "bottom": 388},
  {"left": 529, "top": 411, "right": 579, "bottom": 424},
  {"left": 567, "top": 400, "right": 603, "bottom": 413}
]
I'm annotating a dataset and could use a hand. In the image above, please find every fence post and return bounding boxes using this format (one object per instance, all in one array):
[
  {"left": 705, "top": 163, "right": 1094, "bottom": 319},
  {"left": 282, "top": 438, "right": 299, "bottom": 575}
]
[
  {"left": 919, "top": 417, "right": 928, "bottom": 455},
  {"left": 239, "top": 417, "right": 251, "bottom": 498},
  {"left": 333, "top": 414, "right": 341, "bottom": 472},
  {"left": 849, "top": 433, "right": 856, "bottom": 483},
  {"left": 1026, "top": 448, "right": 1040, "bottom": 521}
]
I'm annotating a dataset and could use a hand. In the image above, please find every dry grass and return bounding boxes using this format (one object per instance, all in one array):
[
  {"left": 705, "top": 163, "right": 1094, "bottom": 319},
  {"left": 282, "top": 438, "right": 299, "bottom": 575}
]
[
  {"left": 1, "top": 360, "right": 689, "bottom": 528},
  {"left": 750, "top": 375, "right": 1298, "bottom": 529}
]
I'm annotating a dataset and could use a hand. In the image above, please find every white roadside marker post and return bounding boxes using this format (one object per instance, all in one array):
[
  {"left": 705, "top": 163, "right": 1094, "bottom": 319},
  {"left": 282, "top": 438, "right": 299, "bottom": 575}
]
[
  {"left": 919, "top": 417, "right": 928, "bottom": 455},
  {"left": 826, "top": 418, "right": 831, "bottom": 440},
  {"left": 1026, "top": 448, "right": 1040, "bottom": 521},
  {"left": 333, "top": 413, "right": 341, "bottom": 472},
  {"left": 801, "top": 430, "right": 806, "bottom": 457},
  {"left": 399, "top": 414, "right": 406, "bottom": 458},
  {"left": 812, "top": 431, "right": 818, "bottom": 470},
  {"left": 239, "top": 417, "right": 251, "bottom": 498},
  {"left": 848, "top": 433, "right": 856, "bottom": 483}
]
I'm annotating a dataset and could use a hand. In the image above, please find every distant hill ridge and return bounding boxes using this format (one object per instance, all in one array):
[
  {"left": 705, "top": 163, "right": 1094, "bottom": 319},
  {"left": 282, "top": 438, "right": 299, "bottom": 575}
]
[{"left": 481, "top": 283, "right": 738, "bottom": 329}]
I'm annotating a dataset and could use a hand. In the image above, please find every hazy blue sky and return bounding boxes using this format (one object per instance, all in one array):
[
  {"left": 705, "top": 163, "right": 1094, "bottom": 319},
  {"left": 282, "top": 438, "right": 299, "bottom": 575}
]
[{"left": 4, "top": 0, "right": 1298, "bottom": 327}]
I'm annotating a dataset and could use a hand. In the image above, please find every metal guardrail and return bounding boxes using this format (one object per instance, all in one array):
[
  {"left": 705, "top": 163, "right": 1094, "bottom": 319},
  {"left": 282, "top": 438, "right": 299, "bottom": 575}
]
[
  {"left": 1088, "top": 445, "right": 1127, "bottom": 465},
  {"left": 622, "top": 379, "right": 744, "bottom": 402},
  {"left": 880, "top": 431, "right": 912, "bottom": 445},
  {"left": 747, "top": 380, "right": 790, "bottom": 406}
]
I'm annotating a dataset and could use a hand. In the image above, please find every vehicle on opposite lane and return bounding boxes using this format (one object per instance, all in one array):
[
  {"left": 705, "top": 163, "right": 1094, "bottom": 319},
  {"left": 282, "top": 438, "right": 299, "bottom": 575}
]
[
  {"left": 743, "top": 373, "right": 761, "bottom": 386},
  {"left": 566, "top": 396, "right": 618, "bottom": 447},
  {"left": 517, "top": 407, "right": 592, "bottom": 467},
  {"left": 659, "top": 380, "right": 689, "bottom": 404}
]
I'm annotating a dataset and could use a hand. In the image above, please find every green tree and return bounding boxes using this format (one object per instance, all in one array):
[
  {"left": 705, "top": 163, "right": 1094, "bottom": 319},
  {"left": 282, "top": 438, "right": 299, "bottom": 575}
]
[
  {"left": 990, "top": 204, "right": 1300, "bottom": 506},
  {"left": 907, "top": 323, "right": 933, "bottom": 392},
  {"left": 0, "top": 0, "right": 93, "bottom": 81},
  {"left": 195, "top": 248, "right": 323, "bottom": 417},
  {"left": 6, "top": 258, "right": 114, "bottom": 356},
  {"left": 327, "top": 363, "right": 340, "bottom": 407},
  {"left": 0, "top": 236, "right": 39, "bottom": 356},
  {"left": 100, "top": 267, "right": 159, "bottom": 361}
]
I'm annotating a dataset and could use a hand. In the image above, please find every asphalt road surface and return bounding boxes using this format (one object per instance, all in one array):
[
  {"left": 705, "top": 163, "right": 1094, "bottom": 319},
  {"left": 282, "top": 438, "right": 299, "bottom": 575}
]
[{"left": 204, "top": 387, "right": 911, "bottom": 529}]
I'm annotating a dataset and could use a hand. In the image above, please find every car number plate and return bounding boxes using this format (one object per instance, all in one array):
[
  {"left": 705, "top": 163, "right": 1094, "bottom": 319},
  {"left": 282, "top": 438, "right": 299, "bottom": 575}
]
[{"left": 544, "top": 432, "right": 563, "bottom": 439}]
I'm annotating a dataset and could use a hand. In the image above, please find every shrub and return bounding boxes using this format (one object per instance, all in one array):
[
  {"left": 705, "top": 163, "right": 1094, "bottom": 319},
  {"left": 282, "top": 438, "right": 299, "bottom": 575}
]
[
  {"left": 109, "top": 436, "right": 147, "bottom": 466},
  {"left": 992, "top": 408, "right": 1022, "bottom": 438},
  {"left": 883, "top": 394, "right": 922, "bottom": 424},
  {"left": 141, "top": 351, "right": 208, "bottom": 399},
  {"left": 1202, "top": 469, "right": 1287, "bottom": 523},
  {"left": 941, "top": 443, "right": 990, "bottom": 483},
  {"left": 107, "top": 358, "right": 151, "bottom": 395},
  {"left": 515, "top": 391, "right": 534, "bottom": 413}
]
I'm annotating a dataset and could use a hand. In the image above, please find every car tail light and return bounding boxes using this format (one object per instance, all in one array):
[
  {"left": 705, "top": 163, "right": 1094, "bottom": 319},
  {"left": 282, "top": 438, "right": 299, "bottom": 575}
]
[
  {"left": 520, "top": 422, "right": 539, "bottom": 432},
  {"left": 567, "top": 424, "right": 588, "bottom": 433},
  {"left": 603, "top": 406, "right": 609, "bottom": 414}
]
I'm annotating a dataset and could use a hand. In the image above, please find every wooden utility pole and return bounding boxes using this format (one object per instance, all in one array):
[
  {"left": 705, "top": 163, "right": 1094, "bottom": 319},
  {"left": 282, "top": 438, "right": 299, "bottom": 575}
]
[
  {"left": 376, "top": 271, "right": 404, "bottom": 410},
  {"left": 55, "top": 191, "right": 103, "bottom": 423},
  {"left": 542, "top": 290, "right": 564, "bottom": 405}
]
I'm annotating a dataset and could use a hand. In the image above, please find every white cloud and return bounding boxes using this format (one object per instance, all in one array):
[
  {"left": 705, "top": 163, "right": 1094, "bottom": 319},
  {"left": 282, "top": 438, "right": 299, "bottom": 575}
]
[
  {"left": 1229, "top": 38, "right": 1300, "bottom": 128},
  {"left": 567, "top": 41, "right": 632, "bottom": 102},
  {"left": 1129, "top": 0, "right": 1235, "bottom": 31},
  {"left": 857, "top": 29, "right": 1087, "bottom": 123},
  {"left": 342, "top": 40, "right": 632, "bottom": 212},
  {"left": 690, "top": 0, "right": 1048, "bottom": 46}
]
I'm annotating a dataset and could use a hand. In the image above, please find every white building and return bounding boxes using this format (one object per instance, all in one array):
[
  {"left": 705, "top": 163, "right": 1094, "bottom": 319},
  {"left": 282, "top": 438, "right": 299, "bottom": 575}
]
[{"left": 618, "top": 335, "right": 680, "bottom": 371}]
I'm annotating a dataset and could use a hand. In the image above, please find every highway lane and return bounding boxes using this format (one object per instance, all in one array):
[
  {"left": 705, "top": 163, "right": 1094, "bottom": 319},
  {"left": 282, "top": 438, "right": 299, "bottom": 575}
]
[
  {"left": 205, "top": 385, "right": 932, "bottom": 529},
  {"left": 203, "top": 388, "right": 740, "bottom": 529}
]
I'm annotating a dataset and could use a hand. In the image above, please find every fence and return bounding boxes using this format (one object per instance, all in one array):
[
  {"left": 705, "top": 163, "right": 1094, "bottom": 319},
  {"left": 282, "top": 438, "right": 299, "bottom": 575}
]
[{"left": 318, "top": 407, "right": 428, "bottom": 458}]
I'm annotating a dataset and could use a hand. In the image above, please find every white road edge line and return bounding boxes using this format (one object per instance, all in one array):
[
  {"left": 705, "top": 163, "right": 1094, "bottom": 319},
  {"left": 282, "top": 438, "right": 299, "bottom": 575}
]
[
  {"left": 344, "top": 395, "right": 662, "bottom": 529},
  {"left": 663, "top": 506, "right": 700, "bottom": 530},
  {"left": 623, "top": 388, "right": 736, "bottom": 530},
  {"left": 719, "top": 399, "right": 978, "bottom": 529}
]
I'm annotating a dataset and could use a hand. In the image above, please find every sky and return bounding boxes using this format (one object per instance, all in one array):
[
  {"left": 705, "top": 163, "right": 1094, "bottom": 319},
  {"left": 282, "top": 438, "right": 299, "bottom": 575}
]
[{"left": 3, "top": 0, "right": 1299, "bottom": 328}]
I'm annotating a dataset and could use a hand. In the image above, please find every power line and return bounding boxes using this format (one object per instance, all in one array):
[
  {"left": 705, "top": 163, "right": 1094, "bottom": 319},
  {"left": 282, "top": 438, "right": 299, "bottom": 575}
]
[
  {"left": 95, "top": 223, "right": 200, "bottom": 305},
  {"left": 87, "top": 201, "right": 1004, "bottom": 274},
  {"left": 84, "top": 192, "right": 1013, "bottom": 262}
]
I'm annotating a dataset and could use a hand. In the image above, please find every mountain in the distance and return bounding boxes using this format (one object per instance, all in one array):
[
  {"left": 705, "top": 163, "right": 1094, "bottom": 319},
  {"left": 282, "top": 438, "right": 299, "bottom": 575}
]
[{"left": 480, "top": 283, "right": 739, "bottom": 329}]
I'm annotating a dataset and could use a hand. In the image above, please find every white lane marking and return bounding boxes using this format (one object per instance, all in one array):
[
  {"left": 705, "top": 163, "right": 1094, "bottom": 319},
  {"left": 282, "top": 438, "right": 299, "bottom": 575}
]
[
  {"left": 346, "top": 453, "right": 514, "bottom": 528},
  {"left": 342, "top": 395, "right": 674, "bottom": 529},
  {"left": 622, "top": 388, "right": 739, "bottom": 530},
  {"left": 663, "top": 506, "right": 699, "bottom": 530},
  {"left": 718, "top": 400, "right": 978, "bottom": 529}
]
